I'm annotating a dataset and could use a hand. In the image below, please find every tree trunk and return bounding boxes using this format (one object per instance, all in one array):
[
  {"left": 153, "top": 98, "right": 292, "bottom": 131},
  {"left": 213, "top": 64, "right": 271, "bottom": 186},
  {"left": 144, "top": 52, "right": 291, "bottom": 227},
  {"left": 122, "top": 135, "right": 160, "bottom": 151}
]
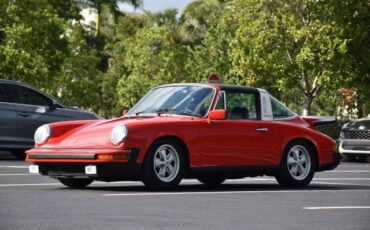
[
  {"left": 302, "top": 95, "right": 313, "bottom": 116},
  {"left": 95, "top": 9, "right": 100, "bottom": 37}
]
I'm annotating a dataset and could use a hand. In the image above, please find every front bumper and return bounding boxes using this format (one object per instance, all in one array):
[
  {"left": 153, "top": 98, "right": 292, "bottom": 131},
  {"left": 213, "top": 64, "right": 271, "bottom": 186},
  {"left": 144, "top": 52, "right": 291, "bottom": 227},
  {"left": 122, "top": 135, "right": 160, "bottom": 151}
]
[
  {"left": 318, "top": 151, "right": 342, "bottom": 171},
  {"left": 339, "top": 140, "right": 370, "bottom": 155},
  {"left": 26, "top": 148, "right": 141, "bottom": 181},
  {"left": 26, "top": 148, "right": 139, "bottom": 163},
  {"left": 30, "top": 162, "right": 141, "bottom": 181}
]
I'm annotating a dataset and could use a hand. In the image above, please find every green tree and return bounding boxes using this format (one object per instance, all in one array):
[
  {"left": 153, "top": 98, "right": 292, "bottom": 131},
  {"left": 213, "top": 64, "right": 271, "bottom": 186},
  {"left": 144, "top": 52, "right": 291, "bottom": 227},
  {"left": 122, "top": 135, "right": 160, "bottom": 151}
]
[
  {"left": 0, "top": 0, "right": 69, "bottom": 92},
  {"left": 227, "top": 0, "right": 368, "bottom": 115},
  {"left": 0, "top": 0, "right": 106, "bottom": 115},
  {"left": 116, "top": 27, "right": 190, "bottom": 109},
  {"left": 185, "top": 0, "right": 234, "bottom": 83},
  {"left": 98, "top": 13, "right": 152, "bottom": 116},
  {"left": 179, "top": 0, "right": 220, "bottom": 45},
  {"left": 58, "top": 24, "right": 102, "bottom": 112},
  {"left": 335, "top": 0, "right": 370, "bottom": 118},
  {"left": 76, "top": 0, "right": 142, "bottom": 36}
]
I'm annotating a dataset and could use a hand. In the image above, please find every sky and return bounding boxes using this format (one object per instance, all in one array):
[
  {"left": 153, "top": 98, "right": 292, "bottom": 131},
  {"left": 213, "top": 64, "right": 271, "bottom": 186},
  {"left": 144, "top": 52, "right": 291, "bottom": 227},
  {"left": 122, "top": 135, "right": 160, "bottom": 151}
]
[{"left": 119, "top": 0, "right": 195, "bottom": 15}]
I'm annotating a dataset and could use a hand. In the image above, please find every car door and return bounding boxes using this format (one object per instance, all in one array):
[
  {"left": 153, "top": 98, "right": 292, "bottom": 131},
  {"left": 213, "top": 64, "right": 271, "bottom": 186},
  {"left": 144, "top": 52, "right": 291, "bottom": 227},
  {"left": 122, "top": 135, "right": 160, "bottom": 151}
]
[
  {"left": 0, "top": 83, "right": 17, "bottom": 148},
  {"left": 199, "top": 89, "right": 280, "bottom": 167},
  {"left": 3, "top": 83, "right": 72, "bottom": 148}
]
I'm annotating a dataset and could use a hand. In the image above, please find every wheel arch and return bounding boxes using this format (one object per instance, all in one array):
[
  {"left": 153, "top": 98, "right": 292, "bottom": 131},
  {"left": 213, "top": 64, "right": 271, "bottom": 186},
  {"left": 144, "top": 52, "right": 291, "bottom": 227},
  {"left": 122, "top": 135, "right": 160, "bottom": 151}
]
[
  {"left": 142, "top": 135, "right": 190, "bottom": 175},
  {"left": 282, "top": 138, "right": 319, "bottom": 170}
]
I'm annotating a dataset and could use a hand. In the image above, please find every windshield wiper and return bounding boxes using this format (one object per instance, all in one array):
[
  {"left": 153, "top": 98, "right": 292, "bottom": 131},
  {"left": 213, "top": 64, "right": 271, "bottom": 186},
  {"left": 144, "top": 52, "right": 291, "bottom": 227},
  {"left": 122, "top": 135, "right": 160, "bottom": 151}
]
[
  {"left": 135, "top": 111, "right": 146, "bottom": 116},
  {"left": 133, "top": 111, "right": 155, "bottom": 116},
  {"left": 175, "top": 111, "right": 194, "bottom": 116},
  {"left": 155, "top": 108, "right": 176, "bottom": 115},
  {"left": 155, "top": 108, "right": 193, "bottom": 116},
  {"left": 132, "top": 109, "right": 175, "bottom": 117}
]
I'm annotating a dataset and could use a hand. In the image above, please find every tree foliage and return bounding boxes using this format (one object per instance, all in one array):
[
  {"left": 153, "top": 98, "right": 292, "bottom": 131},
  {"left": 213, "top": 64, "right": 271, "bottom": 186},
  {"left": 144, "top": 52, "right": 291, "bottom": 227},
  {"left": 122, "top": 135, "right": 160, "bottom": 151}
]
[
  {"left": 75, "top": 0, "right": 142, "bottom": 36},
  {"left": 227, "top": 0, "right": 367, "bottom": 115},
  {"left": 117, "top": 26, "right": 190, "bottom": 108},
  {"left": 1, "top": 0, "right": 368, "bottom": 118},
  {"left": 0, "top": 0, "right": 69, "bottom": 92}
]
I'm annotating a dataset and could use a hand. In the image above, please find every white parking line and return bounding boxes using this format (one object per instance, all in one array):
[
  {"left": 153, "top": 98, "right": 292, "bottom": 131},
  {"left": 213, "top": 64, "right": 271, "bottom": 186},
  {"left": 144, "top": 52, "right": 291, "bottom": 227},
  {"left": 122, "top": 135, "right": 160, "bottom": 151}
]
[
  {"left": 312, "top": 182, "right": 369, "bottom": 187},
  {"left": 102, "top": 189, "right": 370, "bottom": 197},
  {"left": 0, "top": 166, "right": 28, "bottom": 169},
  {"left": 214, "top": 178, "right": 370, "bottom": 182},
  {"left": 303, "top": 206, "right": 370, "bottom": 210},
  {"left": 229, "top": 178, "right": 370, "bottom": 181},
  {"left": 338, "top": 164, "right": 370, "bottom": 167},
  {"left": 0, "top": 174, "right": 36, "bottom": 176},
  {"left": 0, "top": 181, "right": 143, "bottom": 187},
  {"left": 313, "top": 178, "right": 370, "bottom": 181},
  {"left": 323, "top": 170, "right": 370, "bottom": 173},
  {"left": 226, "top": 178, "right": 370, "bottom": 181},
  {"left": 0, "top": 183, "right": 60, "bottom": 187}
]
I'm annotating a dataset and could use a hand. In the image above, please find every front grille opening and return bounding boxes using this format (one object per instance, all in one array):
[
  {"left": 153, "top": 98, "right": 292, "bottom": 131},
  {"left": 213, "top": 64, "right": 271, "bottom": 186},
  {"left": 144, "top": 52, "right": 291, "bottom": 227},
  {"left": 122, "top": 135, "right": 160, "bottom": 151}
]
[{"left": 342, "top": 130, "right": 370, "bottom": 140}]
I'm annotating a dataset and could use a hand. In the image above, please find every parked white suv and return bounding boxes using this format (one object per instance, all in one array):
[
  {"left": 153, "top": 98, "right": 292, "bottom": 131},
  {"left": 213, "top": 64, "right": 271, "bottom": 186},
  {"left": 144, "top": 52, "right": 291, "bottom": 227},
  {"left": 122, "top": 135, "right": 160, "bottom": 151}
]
[{"left": 339, "top": 118, "right": 370, "bottom": 162}]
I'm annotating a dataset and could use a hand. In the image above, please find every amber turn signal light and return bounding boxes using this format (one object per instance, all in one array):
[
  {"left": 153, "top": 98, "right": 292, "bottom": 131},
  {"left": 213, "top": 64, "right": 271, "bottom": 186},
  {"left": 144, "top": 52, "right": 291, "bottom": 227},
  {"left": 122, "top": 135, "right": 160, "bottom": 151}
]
[
  {"left": 332, "top": 142, "right": 338, "bottom": 152},
  {"left": 98, "top": 154, "right": 129, "bottom": 161}
]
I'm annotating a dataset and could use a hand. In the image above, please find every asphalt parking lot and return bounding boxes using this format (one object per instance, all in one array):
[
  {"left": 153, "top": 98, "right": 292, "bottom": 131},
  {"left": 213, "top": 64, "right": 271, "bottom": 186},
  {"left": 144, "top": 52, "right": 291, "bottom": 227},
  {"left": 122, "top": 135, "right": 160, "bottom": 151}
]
[{"left": 0, "top": 152, "right": 369, "bottom": 230}]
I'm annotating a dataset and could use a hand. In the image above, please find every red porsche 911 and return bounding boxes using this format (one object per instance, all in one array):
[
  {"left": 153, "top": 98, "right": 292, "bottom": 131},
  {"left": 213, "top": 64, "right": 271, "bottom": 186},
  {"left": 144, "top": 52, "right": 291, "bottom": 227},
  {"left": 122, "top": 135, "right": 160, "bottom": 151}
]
[{"left": 26, "top": 83, "right": 340, "bottom": 189}]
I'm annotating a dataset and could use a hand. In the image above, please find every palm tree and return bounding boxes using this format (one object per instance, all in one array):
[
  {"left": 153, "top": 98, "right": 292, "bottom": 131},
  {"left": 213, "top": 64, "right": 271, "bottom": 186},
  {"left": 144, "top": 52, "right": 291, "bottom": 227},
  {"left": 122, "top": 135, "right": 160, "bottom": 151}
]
[
  {"left": 76, "top": 0, "right": 142, "bottom": 36},
  {"left": 179, "top": 0, "right": 220, "bottom": 44}
]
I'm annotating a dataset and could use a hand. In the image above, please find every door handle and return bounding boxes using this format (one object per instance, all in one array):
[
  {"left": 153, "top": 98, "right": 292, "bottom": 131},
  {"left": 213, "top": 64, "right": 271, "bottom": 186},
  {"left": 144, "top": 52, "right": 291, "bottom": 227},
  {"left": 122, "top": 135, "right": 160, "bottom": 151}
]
[
  {"left": 256, "top": 128, "right": 268, "bottom": 132},
  {"left": 18, "top": 112, "right": 29, "bottom": 117}
]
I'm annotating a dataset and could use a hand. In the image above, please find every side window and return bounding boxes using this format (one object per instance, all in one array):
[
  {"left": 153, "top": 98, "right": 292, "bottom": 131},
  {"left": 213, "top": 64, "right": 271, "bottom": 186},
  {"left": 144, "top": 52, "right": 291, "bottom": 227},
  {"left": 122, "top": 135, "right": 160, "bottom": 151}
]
[
  {"left": 225, "top": 91, "right": 258, "bottom": 120},
  {"left": 0, "top": 84, "right": 7, "bottom": 102},
  {"left": 5, "top": 84, "right": 52, "bottom": 107},
  {"left": 270, "top": 96, "right": 295, "bottom": 120}
]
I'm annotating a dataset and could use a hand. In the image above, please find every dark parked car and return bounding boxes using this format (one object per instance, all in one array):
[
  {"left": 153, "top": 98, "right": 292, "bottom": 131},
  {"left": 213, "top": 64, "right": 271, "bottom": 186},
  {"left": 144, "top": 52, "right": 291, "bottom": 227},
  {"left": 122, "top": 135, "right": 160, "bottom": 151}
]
[
  {"left": 339, "top": 118, "right": 370, "bottom": 162},
  {"left": 0, "top": 79, "right": 99, "bottom": 158}
]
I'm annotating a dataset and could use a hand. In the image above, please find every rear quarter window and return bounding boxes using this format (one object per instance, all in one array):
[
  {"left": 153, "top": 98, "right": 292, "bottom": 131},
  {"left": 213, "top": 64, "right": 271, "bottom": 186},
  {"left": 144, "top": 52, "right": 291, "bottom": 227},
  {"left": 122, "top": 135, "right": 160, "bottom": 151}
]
[{"left": 270, "top": 96, "right": 295, "bottom": 120}]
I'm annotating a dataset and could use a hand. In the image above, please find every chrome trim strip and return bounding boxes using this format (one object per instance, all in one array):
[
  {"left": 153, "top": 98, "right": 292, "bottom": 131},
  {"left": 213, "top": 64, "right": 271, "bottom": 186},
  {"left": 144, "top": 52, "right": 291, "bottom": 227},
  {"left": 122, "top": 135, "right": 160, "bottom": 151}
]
[{"left": 29, "top": 154, "right": 96, "bottom": 159}]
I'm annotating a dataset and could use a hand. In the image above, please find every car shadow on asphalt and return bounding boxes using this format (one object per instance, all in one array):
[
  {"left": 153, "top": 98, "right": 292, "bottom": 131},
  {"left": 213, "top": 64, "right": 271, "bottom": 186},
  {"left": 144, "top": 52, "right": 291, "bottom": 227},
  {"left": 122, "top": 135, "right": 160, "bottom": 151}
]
[{"left": 76, "top": 182, "right": 370, "bottom": 193}]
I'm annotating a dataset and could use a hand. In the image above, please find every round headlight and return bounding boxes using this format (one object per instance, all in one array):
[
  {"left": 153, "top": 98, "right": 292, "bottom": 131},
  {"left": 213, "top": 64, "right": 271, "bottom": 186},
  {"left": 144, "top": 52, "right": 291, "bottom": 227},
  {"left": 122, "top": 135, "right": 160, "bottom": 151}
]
[
  {"left": 110, "top": 124, "right": 128, "bottom": 145},
  {"left": 34, "top": 124, "right": 51, "bottom": 145}
]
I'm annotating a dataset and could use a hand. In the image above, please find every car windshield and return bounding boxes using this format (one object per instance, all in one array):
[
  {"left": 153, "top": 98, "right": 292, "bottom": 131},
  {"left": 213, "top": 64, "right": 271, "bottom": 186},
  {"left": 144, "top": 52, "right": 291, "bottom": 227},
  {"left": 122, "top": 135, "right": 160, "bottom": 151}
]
[
  {"left": 347, "top": 119, "right": 370, "bottom": 130},
  {"left": 127, "top": 85, "right": 215, "bottom": 117}
]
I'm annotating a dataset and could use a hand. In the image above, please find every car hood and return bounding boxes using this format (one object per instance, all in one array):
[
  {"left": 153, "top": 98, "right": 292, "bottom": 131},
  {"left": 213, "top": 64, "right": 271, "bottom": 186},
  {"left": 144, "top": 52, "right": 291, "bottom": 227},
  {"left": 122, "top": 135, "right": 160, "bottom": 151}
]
[{"left": 45, "top": 115, "right": 194, "bottom": 148}]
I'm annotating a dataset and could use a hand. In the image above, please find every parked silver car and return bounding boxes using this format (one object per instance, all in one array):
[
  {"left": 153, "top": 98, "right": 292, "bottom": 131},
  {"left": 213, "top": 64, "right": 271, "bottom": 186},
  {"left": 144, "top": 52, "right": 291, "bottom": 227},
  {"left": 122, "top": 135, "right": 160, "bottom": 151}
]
[
  {"left": 339, "top": 118, "right": 370, "bottom": 162},
  {"left": 0, "top": 79, "right": 99, "bottom": 158}
]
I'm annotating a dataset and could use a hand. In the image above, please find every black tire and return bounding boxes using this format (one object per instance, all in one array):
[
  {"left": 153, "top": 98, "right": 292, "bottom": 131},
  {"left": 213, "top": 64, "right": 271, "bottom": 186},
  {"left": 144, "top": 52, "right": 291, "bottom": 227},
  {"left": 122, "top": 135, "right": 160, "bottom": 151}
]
[
  {"left": 275, "top": 141, "right": 317, "bottom": 188},
  {"left": 58, "top": 178, "right": 93, "bottom": 189},
  {"left": 197, "top": 176, "right": 226, "bottom": 187},
  {"left": 11, "top": 150, "right": 26, "bottom": 160},
  {"left": 142, "top": 139, "right": 185, "bottom": 189},
  {"left": 348, "top": 155, "right": 367, "bottom": 163}
]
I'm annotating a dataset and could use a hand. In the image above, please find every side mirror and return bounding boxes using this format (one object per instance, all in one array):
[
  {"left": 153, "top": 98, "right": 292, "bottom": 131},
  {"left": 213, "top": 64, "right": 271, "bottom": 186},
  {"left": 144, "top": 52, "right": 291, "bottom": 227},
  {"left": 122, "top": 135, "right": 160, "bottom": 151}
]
[
  {"left": 209, "top": 110, "right": 227, "bottom": 121},
  {"left": 48, "top": 100, "right": 58, "bottom": 111},
  {"left": 122, "top": 109, "right": 128, "bottom": 116}
]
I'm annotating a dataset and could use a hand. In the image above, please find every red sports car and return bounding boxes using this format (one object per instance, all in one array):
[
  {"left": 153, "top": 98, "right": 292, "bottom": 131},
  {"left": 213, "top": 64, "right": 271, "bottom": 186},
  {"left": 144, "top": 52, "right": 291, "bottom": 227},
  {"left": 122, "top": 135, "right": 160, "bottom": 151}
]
[{"left": 26, "top": 83, "right": 340, "bottom": 189}]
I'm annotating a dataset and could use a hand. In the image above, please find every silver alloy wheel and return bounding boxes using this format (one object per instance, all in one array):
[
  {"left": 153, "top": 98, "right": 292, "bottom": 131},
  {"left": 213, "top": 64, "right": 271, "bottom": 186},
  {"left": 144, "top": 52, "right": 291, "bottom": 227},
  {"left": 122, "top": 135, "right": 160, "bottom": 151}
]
[
  {"left": 287, "top": 145, "right": 311, "bottom": 180},
  {"left": 153, "top": 144, "right": 180, "bottom": 183}
]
